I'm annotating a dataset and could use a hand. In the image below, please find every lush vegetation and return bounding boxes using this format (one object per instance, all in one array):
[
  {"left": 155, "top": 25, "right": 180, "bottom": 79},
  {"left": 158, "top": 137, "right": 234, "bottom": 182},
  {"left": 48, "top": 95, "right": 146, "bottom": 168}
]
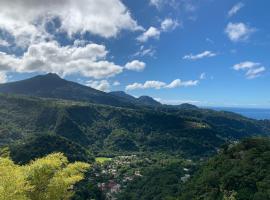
[
  {"left": 0, "top": 74, "right": 270, "bottom": 200},
  {"left": 178, "top": 137, "right": 270, "bottom": 200},
  {"left": 95, "top": 157, "right": 112, "bottom": 164},
  {"left": 117, "top": 154, "right": 193, "bottom": 200},
  {"left": 0, "top": 153, "right": 90, "bottom": 200},
  {"left": 0, "top": 94, "right": 269, "bottom": 159},
  {"left": 9, "top": 134, "right": 94, "bottom": 164}
]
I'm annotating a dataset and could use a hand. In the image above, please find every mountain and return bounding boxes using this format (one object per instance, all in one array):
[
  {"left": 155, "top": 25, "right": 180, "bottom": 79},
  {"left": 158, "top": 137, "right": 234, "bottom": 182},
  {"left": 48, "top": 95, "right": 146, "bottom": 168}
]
[
  {"left": 175, "top": 103, "right": 199, "bottom": 110},
  {"left": 0, "top": 74, "right": 184, "bottom": 109},
  {"left": 136, "top": 96, "right": 162, "bottom": 107},
  {"left": 0, "top": 73, "right": 133, "bottom": 107},
  {"left": 110, "top": 91, "right": 162, "bottom": 107},
  {"left": 109, "top": 91, "right": 137, "bottom": 103}
]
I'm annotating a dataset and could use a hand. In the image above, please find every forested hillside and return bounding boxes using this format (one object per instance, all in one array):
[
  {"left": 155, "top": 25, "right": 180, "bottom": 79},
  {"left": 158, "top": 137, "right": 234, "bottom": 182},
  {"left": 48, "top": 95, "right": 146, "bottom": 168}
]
[
  {"left": 0, "top": 93, "right": 269, "bottom": 159},
  {"left": 178, "top": 137, "right": 270, "bottom": 200}
]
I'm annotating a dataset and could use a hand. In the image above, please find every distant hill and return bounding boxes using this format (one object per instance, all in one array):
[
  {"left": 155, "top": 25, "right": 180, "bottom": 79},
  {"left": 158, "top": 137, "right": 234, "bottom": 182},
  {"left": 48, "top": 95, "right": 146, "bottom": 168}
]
[
  {"left": 137, "top": 96, "right": 162, "bottom": 107},
  {"left": 175, "top": 103, "right": 199, "bottom": 110},
  {"left": 109, "top": 91, "right": 138, "bottom": 103},
  {"left": 110, "top": 91, "right": 162, "bottom": 107}
]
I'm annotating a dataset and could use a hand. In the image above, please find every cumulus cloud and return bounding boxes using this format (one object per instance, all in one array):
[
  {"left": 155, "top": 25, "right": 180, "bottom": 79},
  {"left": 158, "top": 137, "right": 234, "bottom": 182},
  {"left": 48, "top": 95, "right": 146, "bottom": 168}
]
[
  {"left": 161, "top": 18, "right": 179, "bottom": 32},
  {"left": 0, "top": 0, "right": 142, "bottom": 47},
  {"left": 125, "top": 60, "right": 146, "bottom": 72},
  {"left": 0, "top": 39, "right": 10, "bottom": 47},
  {"left": 225, "top": 22, "right": 255, "bottom": 42},
  {"left": 137, "top": 17, "right": 179, "bottom": 43},
  {"left": 126, "top": 78, "right": 199, "bottom": 90},
  {"left": 126, "top": 81, "right": 166, "bottom": 90},
  {"left": 137, "top": 27, "right": 160, "bottom": 42},
  {"left": 85, "top": 80, "right": 110, "bottom": 92},
  {"left": 165, "top": 79, "right": 199, "bottom": 88},
  {"left": 183, "top": 51, "right": 217, "bottom": 60},
  {"left": 0, "top": 41, "right": 123, "bottom": 79},
  {"left": 233, "top": 61, "right": 266, "bottom": 79},
  {"left": 228, "top": 2, "right": 244, "bottom": 17},
  {"left": 0, "top": 72, "right": 7, "bottom": 83}
]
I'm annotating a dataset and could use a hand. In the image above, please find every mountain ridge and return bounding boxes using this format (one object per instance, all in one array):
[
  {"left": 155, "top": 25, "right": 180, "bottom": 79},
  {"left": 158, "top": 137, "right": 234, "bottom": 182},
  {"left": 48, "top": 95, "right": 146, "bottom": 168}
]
[{"left": 0, "top": 73, "right": 185, "bottom": 108}]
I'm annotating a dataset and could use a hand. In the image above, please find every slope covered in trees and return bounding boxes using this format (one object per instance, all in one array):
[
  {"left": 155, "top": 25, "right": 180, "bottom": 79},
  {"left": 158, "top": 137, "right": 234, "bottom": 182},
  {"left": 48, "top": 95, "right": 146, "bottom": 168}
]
[
  {"left": 9, "top": 134, "right": 94, "bottom": 164},
  {"left": 116, "top": 138, "right": 270, "bottom": 200},
  {"left": 178, "top": 137, "right": 270, "bottom": 200},
  {"left": 0, "top": 94, "right": 269, "bottom": 159}
]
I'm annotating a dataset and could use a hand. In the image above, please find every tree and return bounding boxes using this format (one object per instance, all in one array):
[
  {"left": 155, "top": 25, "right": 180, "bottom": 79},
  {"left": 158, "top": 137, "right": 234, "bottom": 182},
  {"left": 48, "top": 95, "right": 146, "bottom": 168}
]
[{"left": 0, "top": 153, "right": 90, "bottom": 200}]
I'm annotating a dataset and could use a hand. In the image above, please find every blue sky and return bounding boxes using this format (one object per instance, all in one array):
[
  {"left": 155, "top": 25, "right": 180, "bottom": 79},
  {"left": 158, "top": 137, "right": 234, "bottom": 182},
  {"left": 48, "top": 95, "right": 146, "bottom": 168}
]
[{"left": 0, "top": 0, "right": 269, "bottom": 108}]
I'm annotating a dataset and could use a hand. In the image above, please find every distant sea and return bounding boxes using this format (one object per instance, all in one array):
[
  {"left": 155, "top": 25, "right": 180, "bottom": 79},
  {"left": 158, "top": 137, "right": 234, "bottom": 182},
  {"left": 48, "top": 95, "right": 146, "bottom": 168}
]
[{"left": 211, "top": 107, "right": 270, "bottom": 120}]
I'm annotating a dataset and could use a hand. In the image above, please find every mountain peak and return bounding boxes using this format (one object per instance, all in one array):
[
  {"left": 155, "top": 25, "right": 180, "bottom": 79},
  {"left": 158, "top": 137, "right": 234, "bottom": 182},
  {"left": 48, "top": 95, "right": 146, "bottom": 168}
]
[
  {"left": 137, "top": 96, "right": 161, "bottom": 106},
  {"left": 40, "top": 73, "right": 62, "bottom": 80}
]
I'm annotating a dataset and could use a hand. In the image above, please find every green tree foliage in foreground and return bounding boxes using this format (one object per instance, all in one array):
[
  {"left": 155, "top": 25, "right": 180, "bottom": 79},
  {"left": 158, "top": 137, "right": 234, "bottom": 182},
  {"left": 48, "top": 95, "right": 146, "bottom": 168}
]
[{"left": 0, "top": 153, "right": 90, "bottom": 200}]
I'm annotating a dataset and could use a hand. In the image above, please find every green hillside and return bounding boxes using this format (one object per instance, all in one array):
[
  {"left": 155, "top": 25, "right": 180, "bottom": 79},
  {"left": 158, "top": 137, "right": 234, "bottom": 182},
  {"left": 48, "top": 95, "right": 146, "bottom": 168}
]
[
  {"left": 0, "top": 93, "right": 269, "bottom": 159},
  {"left": 178, "top": 137, "right": 270, "bottom": 200}
]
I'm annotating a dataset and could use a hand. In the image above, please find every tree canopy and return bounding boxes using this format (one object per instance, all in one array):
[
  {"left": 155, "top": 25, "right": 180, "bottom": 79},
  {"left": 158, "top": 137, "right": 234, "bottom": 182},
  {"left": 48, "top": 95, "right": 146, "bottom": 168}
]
[{"left": 0, "top": 153, "right": 90, "bottom": 200}]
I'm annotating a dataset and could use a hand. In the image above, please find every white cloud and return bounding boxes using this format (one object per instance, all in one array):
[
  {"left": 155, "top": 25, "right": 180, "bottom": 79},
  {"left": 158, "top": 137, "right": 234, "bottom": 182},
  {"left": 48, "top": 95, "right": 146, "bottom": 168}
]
[
  {"left": 0, "top": 72, "right": 7, "bottom": 83},
  {"left": 165, "top": 79, "right": 181, "bottom": 89},
  {"left": 246, "top": 67, "right": 265, "bottom": 79},
  {"left": 0, "top": 41, "right": 123, "bottom": 79},
  {"left": 233, "top": 61, "right": 266, "bottom": 79},
  {"left": 165, "top": 79, "right": 199, "bottom": 88},
  {"left": 183, "top": 51, "right": 217, "bottom": 60},
  {"left": 133, "top": 46, "right": 156, "bottom": 57},
  {"left": 206, "top": 38, "right": 214, "bottom": 44},
  {"left": 0, "top": 39, "right": 10, "bottom": 47},
  {"left": 85, "top": 80, "right": 110, "bottom": 92},
  {"left": 149, "top": 0, "right": 163, "bottom": 9},
  {"left": 161, "top": 18, "right": 179, "bottom": 32},
  {"left": 126, "top": 81, "right": 166, "bottom": 90},
  {"left": 137, "top": 27, "right": 160, "bottom": 42},
  {"left": 233, "top": 61, "right": 260, "bottom": 70},
  {"left": 137, "top": 17, "right": 178, "bottom": 43},
  {"left": 228, "top": 2, "right": 244, "bottom": 17},
  {"left": 126, "top": 79, "right": 199, "bottom": 90},
  {"left": 200, "top": 73, "right": 206, "bottom": 80},
  {"left": 225, "top": 22, "right": 255, "bottom": 42},
  {"left": 0, "top": 0, "right": 142, "bottom": 48},
  {"left": 184, "top": 3, "right": 197, "bottom": 12},
  {"left": 149, "top": 0, "right": 181, "bottom": 10},
  {"left": 113, "top": 81, "right": 120, "bottom": 86},
  {"left": 125, "top": 60, "right": 146, "bottom": 72}
]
